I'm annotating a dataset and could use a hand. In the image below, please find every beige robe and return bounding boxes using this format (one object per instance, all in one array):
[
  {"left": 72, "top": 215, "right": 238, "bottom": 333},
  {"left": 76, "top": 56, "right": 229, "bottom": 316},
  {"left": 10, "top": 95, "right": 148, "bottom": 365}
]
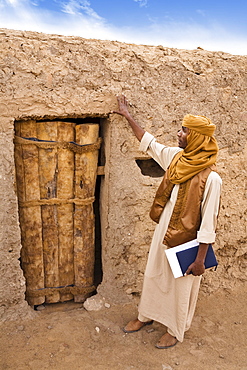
[{"left": 138, "top": 132, "right": 222, "bottom": 342}]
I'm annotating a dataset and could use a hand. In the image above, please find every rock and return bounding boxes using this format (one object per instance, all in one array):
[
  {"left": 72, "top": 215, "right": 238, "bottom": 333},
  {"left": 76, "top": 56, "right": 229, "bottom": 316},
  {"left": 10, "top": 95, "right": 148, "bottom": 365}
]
[
  {"left": 36, "top": 305, "right": 45, "bottom": 311},
  {"left": 162, "top": 365, "right": 173, "bottom": 370},
  {"left": 83, "top": 295, "right": 105, "bottom": 311}
]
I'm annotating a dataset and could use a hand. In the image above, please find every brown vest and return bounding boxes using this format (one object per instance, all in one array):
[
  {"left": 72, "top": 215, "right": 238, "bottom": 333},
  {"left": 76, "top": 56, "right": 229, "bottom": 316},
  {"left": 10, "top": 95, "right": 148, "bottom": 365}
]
[{"left": 150, "top": 166, "right": 214, "bottom": 248}]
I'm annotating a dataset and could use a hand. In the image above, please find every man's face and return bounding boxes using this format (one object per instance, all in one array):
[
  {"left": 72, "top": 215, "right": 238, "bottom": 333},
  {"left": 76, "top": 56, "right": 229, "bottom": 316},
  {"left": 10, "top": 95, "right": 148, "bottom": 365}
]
[{"left": 177, "top": 126, "right": 190, "bottom": 149}]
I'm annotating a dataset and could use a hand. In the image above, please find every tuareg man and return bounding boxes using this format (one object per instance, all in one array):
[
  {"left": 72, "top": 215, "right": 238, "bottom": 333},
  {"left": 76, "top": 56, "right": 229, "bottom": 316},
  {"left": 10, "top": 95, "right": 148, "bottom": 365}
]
[{"left": 113, "top": 95, "right": 222, "bottom": 349}]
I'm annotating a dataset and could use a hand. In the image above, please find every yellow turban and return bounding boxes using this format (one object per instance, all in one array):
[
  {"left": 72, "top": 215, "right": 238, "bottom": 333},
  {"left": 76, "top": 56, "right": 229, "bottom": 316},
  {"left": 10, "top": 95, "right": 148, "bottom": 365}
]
[
  {"left": 182, "top": 114, "right": 216, "bottom": 136},
  {"left": 168, "top": 114, "right": 219, "bottom": 184}
]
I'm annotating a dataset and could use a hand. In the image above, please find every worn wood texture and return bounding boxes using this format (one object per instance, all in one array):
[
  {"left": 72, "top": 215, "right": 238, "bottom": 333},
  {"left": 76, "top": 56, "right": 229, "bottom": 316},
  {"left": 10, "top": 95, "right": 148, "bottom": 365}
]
[
  {"left": 14, "top": 120, "right": 45, "bottom": 306},
  {"left": 56, "top": 122, "right": 75, "bottom": 302},
  {"left": 74, "top": 124, "right": 99, "bottom": 302},
  {"left": 15, "top": 120, "right": 99, "bottom": 305},
  {"left": 37, "top": 121, "right": 60, "bottom": 303}
]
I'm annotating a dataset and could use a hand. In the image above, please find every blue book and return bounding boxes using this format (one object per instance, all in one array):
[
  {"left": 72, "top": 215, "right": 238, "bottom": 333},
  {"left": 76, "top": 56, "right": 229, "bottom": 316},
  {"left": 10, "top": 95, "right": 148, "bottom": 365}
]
[
  {"left": 176, "top": 244, "right": 218, "bottom": 276},
  {"left": 165, "top": 239, "right": 218, "bottom": 278}
]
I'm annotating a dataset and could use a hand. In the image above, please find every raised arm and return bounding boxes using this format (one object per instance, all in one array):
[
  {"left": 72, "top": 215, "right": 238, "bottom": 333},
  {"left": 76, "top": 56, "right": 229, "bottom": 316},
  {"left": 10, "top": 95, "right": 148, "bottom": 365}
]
[{"left": 112, "top": 95, "right": 145, "bottom": 142}]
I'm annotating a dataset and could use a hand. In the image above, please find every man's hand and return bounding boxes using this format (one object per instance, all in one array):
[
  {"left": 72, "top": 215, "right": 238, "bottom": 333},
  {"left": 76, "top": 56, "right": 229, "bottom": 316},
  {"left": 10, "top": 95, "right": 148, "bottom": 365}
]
[
  {"left": 184, "top": 242, "right": 209, "bottom": 276},
  {"left": 112, "top": 95, "right": 131, "bottom": 118},
  {"left": 185, "top": 260, "right": 205, "bottom": 276},
  {"left": 111, "top": 95, "right": 145, "bottom": 142}
]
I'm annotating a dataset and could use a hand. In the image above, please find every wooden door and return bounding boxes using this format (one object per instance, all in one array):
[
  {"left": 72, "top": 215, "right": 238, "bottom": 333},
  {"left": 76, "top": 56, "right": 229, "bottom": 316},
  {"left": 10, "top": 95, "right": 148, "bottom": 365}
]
[{"left": 14, "top": 120, "right": 101, "bottom": 305}]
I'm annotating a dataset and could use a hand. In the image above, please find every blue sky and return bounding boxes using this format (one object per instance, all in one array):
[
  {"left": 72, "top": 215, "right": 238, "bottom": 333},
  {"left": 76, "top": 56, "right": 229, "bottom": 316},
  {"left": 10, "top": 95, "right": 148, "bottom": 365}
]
[{"left": 0, "top": 0, "right": 246, "bottom": 55}]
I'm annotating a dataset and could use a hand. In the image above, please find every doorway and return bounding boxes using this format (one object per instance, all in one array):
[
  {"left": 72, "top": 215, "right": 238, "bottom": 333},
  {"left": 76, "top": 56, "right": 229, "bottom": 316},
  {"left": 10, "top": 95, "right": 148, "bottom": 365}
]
[{"left": 14, "top": 118, "right": 103, "bottom": 306}]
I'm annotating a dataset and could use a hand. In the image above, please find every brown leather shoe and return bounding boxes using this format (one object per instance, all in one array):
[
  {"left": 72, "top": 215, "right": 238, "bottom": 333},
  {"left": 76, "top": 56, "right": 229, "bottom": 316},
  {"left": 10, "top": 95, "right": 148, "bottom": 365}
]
[
  {"left": 122, "top": 319, "right": 154, "bottom": 333},
  {"left": 155, "top": 332, "right": 178, "bottom": 349}
]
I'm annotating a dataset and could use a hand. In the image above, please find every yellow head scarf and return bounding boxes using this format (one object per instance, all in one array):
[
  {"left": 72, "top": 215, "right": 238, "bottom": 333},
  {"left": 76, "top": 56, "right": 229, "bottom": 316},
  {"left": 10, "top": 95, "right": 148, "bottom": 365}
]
[{"left": 168, "top": 114, "right": 219, "bottom": 184}]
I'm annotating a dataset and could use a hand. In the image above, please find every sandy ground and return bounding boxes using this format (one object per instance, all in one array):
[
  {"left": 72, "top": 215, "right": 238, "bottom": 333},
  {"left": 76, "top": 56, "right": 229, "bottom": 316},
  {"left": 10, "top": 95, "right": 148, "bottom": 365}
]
[{"left": 0, "top": 284, "right": 246, "bottom": 370}]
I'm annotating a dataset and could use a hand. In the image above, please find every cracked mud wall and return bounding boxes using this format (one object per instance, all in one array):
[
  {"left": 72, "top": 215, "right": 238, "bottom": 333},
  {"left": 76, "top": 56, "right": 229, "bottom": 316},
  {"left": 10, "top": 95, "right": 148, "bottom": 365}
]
[{"left": 0, "top": 28, "right": 246, "bottom": 320}]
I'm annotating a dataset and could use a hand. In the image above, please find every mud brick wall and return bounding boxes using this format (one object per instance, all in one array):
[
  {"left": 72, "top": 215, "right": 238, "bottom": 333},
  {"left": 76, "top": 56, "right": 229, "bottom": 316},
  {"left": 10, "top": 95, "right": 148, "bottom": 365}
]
[{"left": 0, "top": 28, "right": 246, "bottom": 320}]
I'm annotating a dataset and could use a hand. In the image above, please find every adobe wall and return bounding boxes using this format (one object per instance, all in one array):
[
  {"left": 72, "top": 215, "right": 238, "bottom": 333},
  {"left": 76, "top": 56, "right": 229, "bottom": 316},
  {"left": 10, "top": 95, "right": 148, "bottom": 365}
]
[{"left": 0, "top": 28, "right": 246, "bottom": 321}]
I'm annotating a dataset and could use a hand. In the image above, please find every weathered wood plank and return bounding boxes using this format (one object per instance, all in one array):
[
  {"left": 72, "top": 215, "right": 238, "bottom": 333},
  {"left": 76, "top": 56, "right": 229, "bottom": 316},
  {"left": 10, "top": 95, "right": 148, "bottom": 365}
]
[
  {"left": 74, "top": 123, "right": 99, "bottom": 302},
  {"left": 57, "top": 121, "right": 75, "bottom": 302},
  {"left": 15, "top": 120, "right": 45, "bottom": 306},
  {"left": 37, "top": 121, "right": 60, "bottom": 303}
]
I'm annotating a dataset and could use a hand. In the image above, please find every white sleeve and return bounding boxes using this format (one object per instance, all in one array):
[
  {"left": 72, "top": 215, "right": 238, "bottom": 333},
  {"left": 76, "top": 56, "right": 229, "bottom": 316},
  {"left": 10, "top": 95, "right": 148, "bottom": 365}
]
[
  {"left": 197, "top": 171, "right": 222, "bottom": 244},
  {"left": 139, "top": 132, "right": 182, "bottom": 171}
]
